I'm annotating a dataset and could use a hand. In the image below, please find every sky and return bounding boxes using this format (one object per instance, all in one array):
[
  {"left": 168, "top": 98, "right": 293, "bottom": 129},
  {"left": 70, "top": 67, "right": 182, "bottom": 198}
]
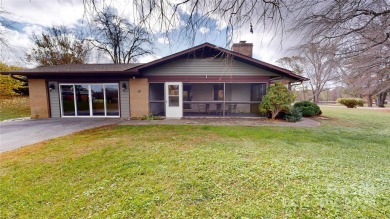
[{"left": 0, "top": 0, "right": 298, "bottom": 68}]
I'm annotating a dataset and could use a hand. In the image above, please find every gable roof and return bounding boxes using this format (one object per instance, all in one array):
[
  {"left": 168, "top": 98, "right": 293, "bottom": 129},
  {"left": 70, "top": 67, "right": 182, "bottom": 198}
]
[
  {"left": 131, "top": 43, "right": 308, "bottom": 81},
  {"left": 3, "top": 42, "right": 307, "bottom": 81}
]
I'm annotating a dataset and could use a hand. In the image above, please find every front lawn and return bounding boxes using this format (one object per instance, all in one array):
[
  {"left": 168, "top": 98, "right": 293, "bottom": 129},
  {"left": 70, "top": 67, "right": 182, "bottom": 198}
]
[
  {"left": 1, "top": 107, "right": 389, "bottom": 218},
  {"left": 0, "top": 96, "right": 30, "bottom": 121}
]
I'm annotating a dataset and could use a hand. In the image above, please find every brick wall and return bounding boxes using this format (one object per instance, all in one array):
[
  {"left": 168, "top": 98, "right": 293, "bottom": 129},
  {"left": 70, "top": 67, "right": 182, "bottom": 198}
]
[
  {"left": 129, "top": 78, "right": 149, "bottom": 118},
  {"left": 232, "top": 41, "right": 253, "bottom": 57},
  {"left": 28, "top": 79, "right": 50, "bottom": 118}
]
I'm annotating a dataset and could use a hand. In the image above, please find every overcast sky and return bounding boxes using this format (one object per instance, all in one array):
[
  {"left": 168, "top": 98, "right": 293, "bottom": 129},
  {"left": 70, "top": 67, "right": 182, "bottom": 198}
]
[{"left": 0, "top": 0, "right": 297, "bottom": 68}]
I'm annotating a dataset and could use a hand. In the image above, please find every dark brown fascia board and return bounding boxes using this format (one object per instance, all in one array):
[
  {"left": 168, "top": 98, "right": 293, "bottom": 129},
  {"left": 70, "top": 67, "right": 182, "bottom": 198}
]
[
  {"left": 131, "top": 42, "right": 308, "bottom": 81},
  {"left": 2, "top": 71, "right": 141, "bottom": 77}
]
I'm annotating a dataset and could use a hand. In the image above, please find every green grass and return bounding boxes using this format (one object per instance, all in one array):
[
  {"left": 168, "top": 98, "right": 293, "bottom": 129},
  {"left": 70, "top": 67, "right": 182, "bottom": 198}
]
[
  {"left": 0, "top": 96, "right": 30, "bottom": 121},
  {"left": 1, "top": 107, "right": 389, "bottom": 218}
]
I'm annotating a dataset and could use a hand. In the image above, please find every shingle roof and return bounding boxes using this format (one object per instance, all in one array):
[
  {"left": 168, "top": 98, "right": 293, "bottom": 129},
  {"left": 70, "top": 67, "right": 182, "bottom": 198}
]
[{"left": 12, "top": 63, "right": 142, "bottom": 73}]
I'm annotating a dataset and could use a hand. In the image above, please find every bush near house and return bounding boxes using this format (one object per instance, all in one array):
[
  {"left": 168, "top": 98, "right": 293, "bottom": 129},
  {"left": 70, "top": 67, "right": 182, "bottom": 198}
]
[
  {"left": 293, "top": 101, "right": 321, "bottom": 117},
  {"left": 337, "top": 98, "right": 364, "bottom": 108},
  {"left": 259, "top": 83, "right": 295, "bottom": 120},
  {"left": 285, "top": 106, "right": 303, "bottom": 122}
]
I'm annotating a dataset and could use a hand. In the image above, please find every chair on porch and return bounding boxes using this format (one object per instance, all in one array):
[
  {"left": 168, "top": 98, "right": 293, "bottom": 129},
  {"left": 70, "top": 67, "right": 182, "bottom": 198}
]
[
  {"left": 215, "top": 103, "right": 223, "bottom": 116},
  {"left": 228, "top": 104, "right": 237, "bottom": 114},
  {"left": 197, "top": 103, "right": 210, "bottom": 114}
]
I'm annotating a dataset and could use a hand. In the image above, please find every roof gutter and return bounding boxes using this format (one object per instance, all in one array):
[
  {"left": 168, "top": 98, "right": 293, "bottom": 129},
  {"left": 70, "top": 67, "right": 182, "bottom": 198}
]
[{"left": 269, "top": 76, "right": 284, "bottom": 81}]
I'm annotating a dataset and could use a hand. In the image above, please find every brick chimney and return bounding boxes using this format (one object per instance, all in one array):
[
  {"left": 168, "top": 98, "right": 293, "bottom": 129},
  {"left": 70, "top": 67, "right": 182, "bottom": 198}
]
[{"left": 232, "top": 41, "right": 253, "bottom": 57}]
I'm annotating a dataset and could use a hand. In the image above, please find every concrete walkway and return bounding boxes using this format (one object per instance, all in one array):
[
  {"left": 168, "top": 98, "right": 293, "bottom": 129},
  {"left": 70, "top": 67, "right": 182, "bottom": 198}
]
[
  {"left": 0, "top": 118, "right": 120, "bottom": 153},
  {"left": 119, "top": 117, "right": 320, "bottom": 127}
]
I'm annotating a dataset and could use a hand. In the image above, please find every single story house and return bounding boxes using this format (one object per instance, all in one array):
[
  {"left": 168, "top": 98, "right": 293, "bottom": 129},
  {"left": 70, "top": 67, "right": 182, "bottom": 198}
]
[{"left": 6, "top": 41, "right": 307, "bottom": 119}]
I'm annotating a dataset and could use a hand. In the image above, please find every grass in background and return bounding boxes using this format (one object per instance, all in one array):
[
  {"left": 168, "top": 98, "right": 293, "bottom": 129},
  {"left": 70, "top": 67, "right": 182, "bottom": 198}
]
[
  {"left": 0, "top": 107, "right": 389, "bottom": 218},
  {"left": 0, "top": 96, "right": 30, "bottom": 121}
]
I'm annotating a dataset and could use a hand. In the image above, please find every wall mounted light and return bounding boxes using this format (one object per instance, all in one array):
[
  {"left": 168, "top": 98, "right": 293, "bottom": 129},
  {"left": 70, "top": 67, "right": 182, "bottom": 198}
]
[
  {"left": 49, "top": 83, "right": 56, "bottom": 92},
  {"left": 121, "top": 83, "right": 127, "bottom": 91}
]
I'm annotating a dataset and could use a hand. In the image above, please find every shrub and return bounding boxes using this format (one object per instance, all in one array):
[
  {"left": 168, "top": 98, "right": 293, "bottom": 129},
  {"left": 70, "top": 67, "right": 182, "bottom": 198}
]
[
  {"left": 285, "top": 107, "right": 302, "bottom": 122},
  {"left": 259, "top": 83, "right": 295, "bottom": 120},
  {"left": 337, "top": 98, "right": 364, "bottom": 108},
  {"left": 356, "top": 99, "right": 364, "bottom": 107},
  {"left": 293, "top": 101, "right": 321, "bottom": 117}
]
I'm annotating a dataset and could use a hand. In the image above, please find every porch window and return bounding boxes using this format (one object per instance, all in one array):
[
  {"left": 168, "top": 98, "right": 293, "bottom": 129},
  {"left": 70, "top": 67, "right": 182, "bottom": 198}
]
[
  {"left": 213, "top": 84, "right": 224, "bottom": 100},
  {"left": 149, "top": 83, "right": 165, "bottom": 116},
  {"left": 182, "top": 83, "right": 267, "bottom": 117}
]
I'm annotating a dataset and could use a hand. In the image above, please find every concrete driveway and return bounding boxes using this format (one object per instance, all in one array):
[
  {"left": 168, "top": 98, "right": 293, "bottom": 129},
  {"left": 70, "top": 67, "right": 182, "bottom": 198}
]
[{"left": 0, "top": 118, "right": 120, "bottom": 153}]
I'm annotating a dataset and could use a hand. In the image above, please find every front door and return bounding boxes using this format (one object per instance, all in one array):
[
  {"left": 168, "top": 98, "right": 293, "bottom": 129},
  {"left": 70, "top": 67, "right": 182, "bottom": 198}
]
[{"left": 165, "top": 82, "right": 183, "bottom": 118}]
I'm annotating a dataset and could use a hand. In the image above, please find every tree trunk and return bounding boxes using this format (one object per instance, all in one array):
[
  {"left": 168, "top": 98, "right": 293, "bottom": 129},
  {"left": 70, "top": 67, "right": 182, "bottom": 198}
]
[
  {"left": 367, "top": 95, "right": 372, "bottom": 107},
  {"left": 377, "top": 91, "right": 388, "bottom": 108},
  {"left": 313, "top": 90, "right": 320, "bottom": 103},
  {"left": 271, "top": 109, "right": 280, "bottom": 120}
]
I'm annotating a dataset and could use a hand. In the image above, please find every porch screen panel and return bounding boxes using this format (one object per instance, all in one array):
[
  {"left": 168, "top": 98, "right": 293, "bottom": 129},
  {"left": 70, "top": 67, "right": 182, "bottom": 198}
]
[
  {"left": 60, "top": 85, "right": 75, "bottom": 116},
  {"left": 105, "top": 84, "right": 119, "bottom": 116},
  {"left": 251, "top": 84, "right": 267, "bottom": 101},
  {"left": 149, "top": 83, "right": 165, "bottom": 116}
]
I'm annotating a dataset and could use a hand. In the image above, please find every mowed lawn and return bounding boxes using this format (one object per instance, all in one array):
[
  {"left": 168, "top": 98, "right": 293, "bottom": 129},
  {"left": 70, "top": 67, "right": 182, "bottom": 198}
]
[
  {"left": 0, "top": 107, "right": 389, "bottom": 218},
  {"left": 0, "top": 97, "right": 30, "bottom": 121}
]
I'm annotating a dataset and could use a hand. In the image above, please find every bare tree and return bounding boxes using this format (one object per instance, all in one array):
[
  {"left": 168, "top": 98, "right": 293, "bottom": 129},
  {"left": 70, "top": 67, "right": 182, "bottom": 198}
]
[
  {"left": 26, "top": 26, "right": 90, "bottom": 67},
  {"left": 343, "top": 38, "right": 390, "bottom": 107},
  {"left": 286, "top": 43, "right": 340, "bottom": 103},
  {"left": 83, "top": 0, "right": 288, "bottom": 45},
  {"left": 87, "top": 7, "right": 154, "bottom": 64},
  {"left": 276, "top": 56, "right": 309, "bottom": 100},
  {"left": 294, "top": 0, "right": 390, "bottom": 57}
]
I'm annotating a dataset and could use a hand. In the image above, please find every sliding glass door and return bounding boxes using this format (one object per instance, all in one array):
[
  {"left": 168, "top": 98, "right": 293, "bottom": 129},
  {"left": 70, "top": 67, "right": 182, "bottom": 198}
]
[
  {"left": 59, "top": 83, "right": 119, "bottom": 117},
  {"left": 76, "top": 85, "right": 90, "bottom": 116},
  {"left": 91, "top": 85, "right": 105, "bottom": 116}
]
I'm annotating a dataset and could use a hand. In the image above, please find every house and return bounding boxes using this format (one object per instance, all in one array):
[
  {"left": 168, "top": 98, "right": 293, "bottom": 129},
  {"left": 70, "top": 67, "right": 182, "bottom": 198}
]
[{"left": 6, "top": 41, "right": 307, "bottom": 119}]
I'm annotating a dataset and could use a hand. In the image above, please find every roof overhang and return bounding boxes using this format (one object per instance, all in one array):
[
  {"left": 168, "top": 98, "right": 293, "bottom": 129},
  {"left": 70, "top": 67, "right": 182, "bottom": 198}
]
[{"left": 2, "top": 71, "right": 141, "bottom": 77}]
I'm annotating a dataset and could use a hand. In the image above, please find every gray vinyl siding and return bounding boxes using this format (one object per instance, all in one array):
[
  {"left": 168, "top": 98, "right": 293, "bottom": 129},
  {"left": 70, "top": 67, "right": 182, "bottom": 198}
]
[
  {"left": 143, "top": 58, "right": 279, "bottom": 76},
  {"left": 48, "top": 81, "right": 61, "bottom": 118},
  {"left": 120, "top": 81, "right": 130, "bottom": 118}
]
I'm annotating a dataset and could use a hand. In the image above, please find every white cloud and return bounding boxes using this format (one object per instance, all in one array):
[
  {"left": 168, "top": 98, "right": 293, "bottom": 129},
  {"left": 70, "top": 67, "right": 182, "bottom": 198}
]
[
  {"left": 1, "top": 0, "right": 85, "bottom": 27},
  {"left": 157, "top": 37, "right": 170, "bottom": 44},
  {"left": 199, "top": 27, "right": 210, "bottom": 34},
  {"left": 138, "top": 54, "right": 161, "bottom": 63},
  {"left": 0, "top": 25, "right": 36, "bottom": 67},
  {"left": 230, "top": 23, "right": 302, "bottom": 65}
]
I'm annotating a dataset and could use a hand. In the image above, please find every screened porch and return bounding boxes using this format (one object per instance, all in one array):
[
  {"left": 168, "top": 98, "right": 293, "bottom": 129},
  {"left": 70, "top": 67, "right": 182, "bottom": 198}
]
[{"left": 149, "top": 82, "right": 267, "bottom": 117}]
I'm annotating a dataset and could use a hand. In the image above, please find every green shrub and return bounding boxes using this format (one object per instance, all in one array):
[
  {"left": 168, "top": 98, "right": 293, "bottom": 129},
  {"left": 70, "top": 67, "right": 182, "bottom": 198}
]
[
  {"left": 337, "top": 98, "right": 364, "bottom": 108},
  {"left": 259, "top": 83, "right": 295, "bottom": 120},
  {"left": 356, "top": 99, "right": 364, "bottom": 107},
  {"left": 285, "top": 107, "right": 302, "bottom": 122},
  {"left": 293, "top": 101, "right": 321, "bottom": 117}
]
